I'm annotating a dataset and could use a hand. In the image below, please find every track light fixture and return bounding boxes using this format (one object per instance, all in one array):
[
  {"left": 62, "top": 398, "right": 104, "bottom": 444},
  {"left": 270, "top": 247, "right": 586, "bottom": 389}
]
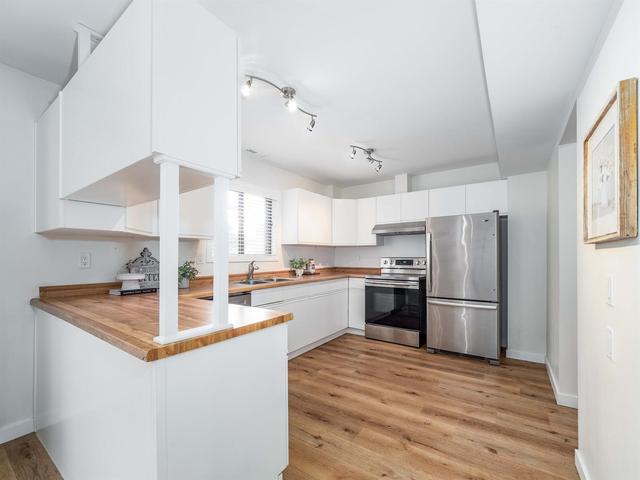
[
  {"left": 241, "top": 75, "right": 318, "bottom": 132},
  {"left": 349, "top": 145, "right": 383, "bottom": 174}
]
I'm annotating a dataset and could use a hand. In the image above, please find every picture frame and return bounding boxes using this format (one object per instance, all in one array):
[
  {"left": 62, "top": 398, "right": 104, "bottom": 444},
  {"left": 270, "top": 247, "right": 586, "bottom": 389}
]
[{"left": 583, "top": 78, "right": 638, "bottom": 244}]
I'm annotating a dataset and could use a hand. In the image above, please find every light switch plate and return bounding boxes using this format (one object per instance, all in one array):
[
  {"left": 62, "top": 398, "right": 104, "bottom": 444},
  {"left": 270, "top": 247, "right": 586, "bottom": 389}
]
[{"left": 607, "top": 274, "right": 615, "bottom": 306}]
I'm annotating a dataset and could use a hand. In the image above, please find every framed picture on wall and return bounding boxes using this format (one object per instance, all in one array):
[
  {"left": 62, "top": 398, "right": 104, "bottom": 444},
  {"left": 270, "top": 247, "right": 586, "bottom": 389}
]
[{"left": 583, "top": 78, "right": 638, "bottom": 244}]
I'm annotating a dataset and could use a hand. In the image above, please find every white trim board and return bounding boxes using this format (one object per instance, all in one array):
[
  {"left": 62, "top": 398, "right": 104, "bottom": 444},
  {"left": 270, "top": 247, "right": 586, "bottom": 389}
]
[
  {"left": 0, "top": 418, "right": 33, "bottom": 444},
  {"left": 545, "top": 358, "right": 578, "bottom": 408},
  {"left": 575, "top": 449, "right": 592, "bottom": 480},
  {"left": 506, "top": 349, "right": 545, "bottom": 364}
]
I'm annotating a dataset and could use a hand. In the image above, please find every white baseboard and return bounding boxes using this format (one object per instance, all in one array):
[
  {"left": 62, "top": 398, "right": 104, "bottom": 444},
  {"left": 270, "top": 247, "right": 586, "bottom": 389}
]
[
  {"left": 345, "top": 327, "right": 364, "bottom": 336},
  {"left": 575, "top": 449, "right": 591, "bottom": 480},
  {"left": 0, "top": 418, "right": 33, "bottom": 444},
  {"left": 506, "top": 349, "right": 545, "bottom": 364},
  {"left": 545, "top": 358, "right": 578, "bottom": 408}
]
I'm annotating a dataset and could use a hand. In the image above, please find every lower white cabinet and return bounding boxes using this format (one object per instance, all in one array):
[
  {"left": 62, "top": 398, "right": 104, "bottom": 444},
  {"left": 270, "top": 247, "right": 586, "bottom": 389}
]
[
  {"left": 348, "top": 277, "right": 366, "bottom": 330},
  {"left": 252, "top": 280, "right": 349, "bottom": 354}
]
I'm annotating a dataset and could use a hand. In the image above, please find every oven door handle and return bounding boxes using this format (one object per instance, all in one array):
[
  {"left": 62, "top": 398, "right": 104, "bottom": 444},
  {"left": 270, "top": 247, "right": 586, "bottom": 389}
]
[
  {"left": 365, "top": 281, "right": 419, "bottom": 289},
  {"left": 427, "top": 299, "right": 498, "bottom": 310}
]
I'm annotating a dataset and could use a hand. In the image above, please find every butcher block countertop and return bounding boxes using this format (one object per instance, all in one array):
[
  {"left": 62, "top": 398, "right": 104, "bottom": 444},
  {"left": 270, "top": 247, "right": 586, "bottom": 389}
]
[{"left": 31, "top": 267, "right": 378, "bottom": 362}]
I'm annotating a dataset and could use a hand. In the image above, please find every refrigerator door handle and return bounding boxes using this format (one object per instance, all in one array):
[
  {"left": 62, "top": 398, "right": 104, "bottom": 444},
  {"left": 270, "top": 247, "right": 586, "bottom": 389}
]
[
  {"left": 426, "top": 232, "right": 432, "bottom": 293},
  {"left": 427, "top": 299, "right": 498, "bottom": 310}
]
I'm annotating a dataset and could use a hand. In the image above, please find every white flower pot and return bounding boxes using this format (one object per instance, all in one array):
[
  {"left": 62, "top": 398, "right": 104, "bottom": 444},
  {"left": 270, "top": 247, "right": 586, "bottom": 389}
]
[
  {"left": 179, "top": 277, "right": 190, "bottom": 289},
  {"left": 295, "top": 268, "right": 304, "bottom": 278}
]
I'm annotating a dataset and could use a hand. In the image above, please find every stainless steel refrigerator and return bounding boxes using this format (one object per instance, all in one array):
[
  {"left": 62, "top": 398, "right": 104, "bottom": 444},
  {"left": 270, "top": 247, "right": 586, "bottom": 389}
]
[{"left": 425, "top": 212, "right": 502, "bottom": 363}]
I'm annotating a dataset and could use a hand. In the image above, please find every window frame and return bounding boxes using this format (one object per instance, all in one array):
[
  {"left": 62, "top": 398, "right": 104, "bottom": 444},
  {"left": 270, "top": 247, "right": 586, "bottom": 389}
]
[{"left": 227, "top": 181, "right": 281, "bottom": 264}]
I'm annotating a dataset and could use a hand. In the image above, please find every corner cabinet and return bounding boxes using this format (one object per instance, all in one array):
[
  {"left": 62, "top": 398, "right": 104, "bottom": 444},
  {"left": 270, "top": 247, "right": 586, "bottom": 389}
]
[
  {"left": 58, "top": 0, "right": 239, "bottom": 206},
  {"left": 332, "top": 199, "right": 358, "bottom": 245},
  {"left": 282, "top": 189, "right": 333, "bottom": 245}
]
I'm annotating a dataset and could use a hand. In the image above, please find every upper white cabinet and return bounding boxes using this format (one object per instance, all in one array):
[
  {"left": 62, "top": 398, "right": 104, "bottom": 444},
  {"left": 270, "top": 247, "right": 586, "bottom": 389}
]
[
  {"left": 332, "top": 199, "right": 358, "bottom": 246},
  {"left": 282, "top": 189, "right": 333, "bottom": 245},
  {"left": 401, "top": 190, "right": 429, "bottom": 222},
  {"left": 59, "top": 0, "right": 238, "bottom": 206},
  {"left": 465, "top": 180, "right": 508, "bottom": 214},
  {"left": 376, "top": 194, "right": 403, "bottom": 224},
  {"left": 35, "top": 95, "right": 128, "bottom": 235},
  {"left": 180, "top": 186, "right": 214, "bottom": 238},
  {"left": 429, "top": 185, "right": 466, "bottom": 217},
  {"left": 357, "top": 197, "right": 380, "bottom": 246}
]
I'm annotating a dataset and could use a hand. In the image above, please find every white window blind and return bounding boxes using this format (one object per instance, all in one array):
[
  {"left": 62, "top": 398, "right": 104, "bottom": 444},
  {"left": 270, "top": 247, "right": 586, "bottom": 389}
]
[{"left": 228, "top": 190, "right": 273, "bottom": 255}]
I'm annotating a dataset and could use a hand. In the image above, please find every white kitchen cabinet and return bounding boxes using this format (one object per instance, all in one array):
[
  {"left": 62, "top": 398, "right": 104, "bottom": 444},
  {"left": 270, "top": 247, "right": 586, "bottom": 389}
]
[
  {"left": 357, "top": 197, "right": 380, "bottom": 246},
  {"left": 180, "top": 186, "right": 214, "bottom": 238},
  {"left": 35, "top": 94, "right": 128, "bottom": 235},
  {"left": 401, "top": 190, "right": 429, "bottom": 222},
  {"left": 332, "top": 199, "right": 358, "bottom": 245},
  {"left": 282, "top": 188, "right": 332, "bottom": 245},
  {"left": 376, "top": 194, "right": 403, "bottom": 224},
  {"left": 126, "top": 201, "right": 158, "bottom": 236},
  {"left": 348, "top": 277, "right": 366, "bottom": 331},
  {"left": 429, "top": 185, "right": 466, "bottom": 217},
  {"left": 252, "top": 280, "right": 349, "bottom": 355},
  {"left": 465, "top": 180, "right": 508, "bottom": 214},
  {"left": 60, "top": 0, "right": 239, "bottom": 206}
]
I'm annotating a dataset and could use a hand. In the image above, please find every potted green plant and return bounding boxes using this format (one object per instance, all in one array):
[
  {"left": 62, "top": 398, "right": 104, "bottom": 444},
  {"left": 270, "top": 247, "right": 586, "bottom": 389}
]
[
  {"left": 178, "top": 261, "right": 199, "bottom": 289},
  {"left": 289, "top": 258, "right": 307, "bottom": 278}
]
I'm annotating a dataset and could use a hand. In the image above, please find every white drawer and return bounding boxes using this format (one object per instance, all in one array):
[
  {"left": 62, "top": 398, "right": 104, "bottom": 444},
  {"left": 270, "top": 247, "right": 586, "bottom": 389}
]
[{"left": 251, "top": 279, "right": 348, "bottom": 306}]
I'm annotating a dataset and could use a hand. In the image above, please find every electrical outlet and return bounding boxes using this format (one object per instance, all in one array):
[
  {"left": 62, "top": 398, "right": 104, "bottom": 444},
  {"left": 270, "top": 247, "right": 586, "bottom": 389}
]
[
  {"left": 607, "top": 274, "right": 615, "bottom": 306},
  {"left": 606, "top": 326, "right": 614, "bottom": 361},
  {"left": 79, "top": 252, "right": 92, "bottom": 269}
]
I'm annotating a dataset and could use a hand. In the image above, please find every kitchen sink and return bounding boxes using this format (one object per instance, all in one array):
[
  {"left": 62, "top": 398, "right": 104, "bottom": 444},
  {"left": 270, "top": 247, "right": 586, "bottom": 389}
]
[
  {"left": 232, "top": 279, "right": 270, "bottom": 285},
  {"left": 232, "top": 277, "right": 295, "bottom": 286}
]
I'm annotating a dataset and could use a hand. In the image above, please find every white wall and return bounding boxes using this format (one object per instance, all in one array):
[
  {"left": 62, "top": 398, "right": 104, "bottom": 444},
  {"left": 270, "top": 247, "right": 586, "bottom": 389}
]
[
  {"left": 506, "top": 171, "right": 548, "bottom": 363},
  {"left": 575, "top": 1, "right": 640, "bottom": 477},
  {"left": 546, "top": 143, "right": 578, "bottom": 407},
  {"left": 0, "top": 64, "right": 133, "bottom": 442},
  {"left": 410, "top": 162, "right": 502, "bottom": 191}
]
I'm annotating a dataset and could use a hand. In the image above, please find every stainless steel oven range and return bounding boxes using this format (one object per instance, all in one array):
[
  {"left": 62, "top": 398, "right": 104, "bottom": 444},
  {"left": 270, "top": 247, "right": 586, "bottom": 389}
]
[{"left": 364, "top": 257, "right": 427, "bottom": 347}]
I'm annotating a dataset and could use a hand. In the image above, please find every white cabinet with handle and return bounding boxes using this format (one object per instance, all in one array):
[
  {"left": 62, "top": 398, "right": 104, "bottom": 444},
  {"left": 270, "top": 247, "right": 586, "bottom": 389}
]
[
  {"left": 282, "top": 188, "right": 333, "bottom": 245},
  {"left": 465, "top": 180, "right": 508, "bottom": 214},
  {"left": 429, "top": 185, "right": 466, "bottom": 218},
  {"left": 348, "top": 277, "right": 366, "bottom": 331}
]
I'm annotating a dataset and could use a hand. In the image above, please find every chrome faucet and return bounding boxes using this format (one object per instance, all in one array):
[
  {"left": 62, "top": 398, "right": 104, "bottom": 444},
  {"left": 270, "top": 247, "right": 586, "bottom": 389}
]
[{"left": 247, "top": 260, "right": 259, "bottom": 281}]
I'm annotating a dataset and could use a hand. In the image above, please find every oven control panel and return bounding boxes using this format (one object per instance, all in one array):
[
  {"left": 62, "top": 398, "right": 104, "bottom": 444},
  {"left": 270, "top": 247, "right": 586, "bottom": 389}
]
[{"left": 380, "top": 257, "right": 426, "bottom": 267}]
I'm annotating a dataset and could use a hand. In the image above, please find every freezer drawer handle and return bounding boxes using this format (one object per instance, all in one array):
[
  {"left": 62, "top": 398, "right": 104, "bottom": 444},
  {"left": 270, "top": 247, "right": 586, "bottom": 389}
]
[{"left": 427, "top": 299, "right": 497, "bottom": 310}]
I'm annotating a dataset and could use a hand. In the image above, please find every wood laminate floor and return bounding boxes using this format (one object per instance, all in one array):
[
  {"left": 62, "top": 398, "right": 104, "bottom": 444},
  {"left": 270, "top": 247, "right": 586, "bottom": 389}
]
[
  {"left": 0, "top": 334, "right": 578, "bottom": 480},
  {"left": 0, "top": 434, "right": 61, "bottom": 480},
  {"left": 284, "top": 334, "right": 578, "bottom": 480}
]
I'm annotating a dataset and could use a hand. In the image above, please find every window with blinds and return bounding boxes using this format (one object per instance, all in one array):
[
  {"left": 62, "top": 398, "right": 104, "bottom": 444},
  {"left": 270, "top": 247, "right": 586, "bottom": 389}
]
[{"left": 228, "top": 190, "right": 273, "bottom": 256}]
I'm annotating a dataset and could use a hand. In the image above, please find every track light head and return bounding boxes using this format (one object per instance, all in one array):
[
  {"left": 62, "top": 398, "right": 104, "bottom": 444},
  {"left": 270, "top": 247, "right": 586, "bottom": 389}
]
[
  {"left": 282, "top": 87, "right": 297, "bottom": 112},
  {"left": 375, "top": 162, "right": 382, "bottom": 173},
  {"left": 241, "top": 77, "right": 252, "bottom": 97},
  {"left": 307, "top": 116, "right": 316, "bottom": 132},
  {"left": 350, "top": 147, "right": 357, "bottom": 159}
]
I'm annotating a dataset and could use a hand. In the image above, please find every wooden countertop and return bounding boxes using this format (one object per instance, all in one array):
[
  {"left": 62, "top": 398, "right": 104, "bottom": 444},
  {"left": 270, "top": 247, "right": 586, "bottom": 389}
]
[{"left": 31, "top": 267, "right": 378, "bottom": 362}]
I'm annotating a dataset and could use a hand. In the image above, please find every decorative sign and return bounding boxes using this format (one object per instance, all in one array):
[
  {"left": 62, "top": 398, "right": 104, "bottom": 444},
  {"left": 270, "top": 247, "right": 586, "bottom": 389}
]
[{"left": 127, "top": 248, "right": 160, "bottom": 289}]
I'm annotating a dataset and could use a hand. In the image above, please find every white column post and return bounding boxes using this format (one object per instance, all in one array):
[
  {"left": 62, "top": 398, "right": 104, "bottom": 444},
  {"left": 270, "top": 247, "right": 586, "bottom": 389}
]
[
  {"left": 213, "top": 176, "right": 230, "bottom": 327},
  {"left": 155, "top": 159, "right": 180, "bottom": 343}
]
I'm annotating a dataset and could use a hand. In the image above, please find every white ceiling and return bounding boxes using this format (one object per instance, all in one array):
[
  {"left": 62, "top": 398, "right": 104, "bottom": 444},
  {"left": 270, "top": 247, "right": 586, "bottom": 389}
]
[{"left": 0, "top": 0, "right": 617, "bottom": 185}]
